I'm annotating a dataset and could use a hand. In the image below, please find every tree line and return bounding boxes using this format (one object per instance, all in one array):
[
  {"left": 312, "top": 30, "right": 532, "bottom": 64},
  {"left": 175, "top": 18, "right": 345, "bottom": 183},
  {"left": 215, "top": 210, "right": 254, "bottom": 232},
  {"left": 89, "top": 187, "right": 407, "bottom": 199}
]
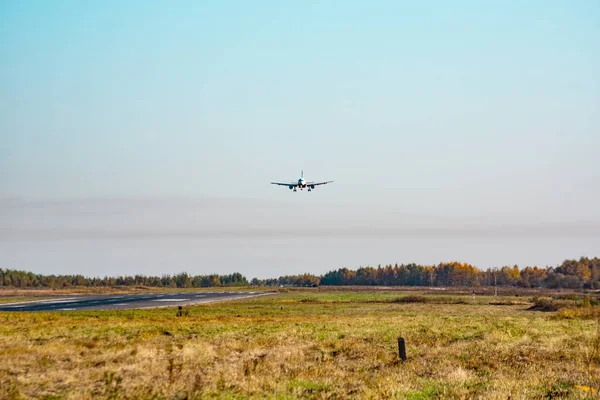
[
  {"left": 317, "top": 257, "right": 600, "bottom": 289},
  {"left": 0, "top": 270, "right": 248, "bottom": 289},
  {"left": 1, "top": 257, "right": 598, "bottom": 289}
]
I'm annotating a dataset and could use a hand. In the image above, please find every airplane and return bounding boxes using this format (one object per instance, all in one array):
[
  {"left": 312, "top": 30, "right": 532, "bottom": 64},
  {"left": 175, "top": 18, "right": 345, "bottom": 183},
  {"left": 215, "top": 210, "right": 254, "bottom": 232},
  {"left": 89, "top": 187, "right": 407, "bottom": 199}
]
[{"left": 271, "top": 171, "right": 333, "bottom": 192}]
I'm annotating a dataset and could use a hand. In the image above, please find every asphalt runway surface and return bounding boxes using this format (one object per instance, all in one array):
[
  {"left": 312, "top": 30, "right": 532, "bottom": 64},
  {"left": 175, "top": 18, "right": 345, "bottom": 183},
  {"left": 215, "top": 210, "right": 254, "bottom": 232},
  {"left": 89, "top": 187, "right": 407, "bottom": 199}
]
[{"left": 0, "top": 291, "right": 272, "bottom": 312}]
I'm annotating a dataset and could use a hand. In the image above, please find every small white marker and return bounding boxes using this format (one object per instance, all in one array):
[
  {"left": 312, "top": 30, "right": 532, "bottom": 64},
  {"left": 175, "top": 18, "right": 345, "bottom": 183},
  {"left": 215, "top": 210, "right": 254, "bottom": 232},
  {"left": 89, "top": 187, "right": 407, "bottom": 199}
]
[
  {"left": 153, "top": 299, "right": 189, "bottom": 302},
  {"left": 44, "top": 300, "right": 78, "bottom": 304}
]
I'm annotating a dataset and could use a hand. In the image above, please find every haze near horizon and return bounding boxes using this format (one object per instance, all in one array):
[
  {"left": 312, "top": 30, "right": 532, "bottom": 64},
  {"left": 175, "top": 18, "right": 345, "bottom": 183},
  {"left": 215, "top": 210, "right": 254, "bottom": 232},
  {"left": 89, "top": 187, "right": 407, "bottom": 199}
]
[{"left": 1, "top": 1, "right": 598, "bottom": 278}]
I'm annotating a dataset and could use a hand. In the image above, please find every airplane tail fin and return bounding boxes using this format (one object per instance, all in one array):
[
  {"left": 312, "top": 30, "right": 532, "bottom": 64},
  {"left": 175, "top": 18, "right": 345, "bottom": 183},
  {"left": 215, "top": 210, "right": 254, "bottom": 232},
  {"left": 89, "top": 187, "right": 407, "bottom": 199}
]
[{"left": 301, "top": 170, "right": 304, "bottom": 179}]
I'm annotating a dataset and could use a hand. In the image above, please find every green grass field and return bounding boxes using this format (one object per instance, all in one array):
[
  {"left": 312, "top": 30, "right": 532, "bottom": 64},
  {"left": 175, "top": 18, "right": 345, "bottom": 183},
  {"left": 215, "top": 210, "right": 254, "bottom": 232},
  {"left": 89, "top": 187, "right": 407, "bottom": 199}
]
[{"left": 1, "top": 289, "right": 599, "bottom": 399}]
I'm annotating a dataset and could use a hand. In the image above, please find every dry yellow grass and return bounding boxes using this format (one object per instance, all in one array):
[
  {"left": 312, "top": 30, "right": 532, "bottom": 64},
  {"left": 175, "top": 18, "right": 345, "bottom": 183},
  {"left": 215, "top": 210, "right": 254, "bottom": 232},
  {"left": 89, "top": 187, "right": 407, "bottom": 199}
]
[
  {"left": 0, "top": 298, "right": 53, "bottom": 304},
  {"left": 0, "top": 290, "right": 598, "bottom": 399}
]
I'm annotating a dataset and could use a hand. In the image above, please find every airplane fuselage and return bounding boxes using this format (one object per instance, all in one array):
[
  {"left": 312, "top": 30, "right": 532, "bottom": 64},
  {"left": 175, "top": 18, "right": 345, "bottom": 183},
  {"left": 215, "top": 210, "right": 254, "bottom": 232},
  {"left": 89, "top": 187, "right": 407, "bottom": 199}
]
[{"left": 289, "top": 178, "right": 315, "bottom": 191}]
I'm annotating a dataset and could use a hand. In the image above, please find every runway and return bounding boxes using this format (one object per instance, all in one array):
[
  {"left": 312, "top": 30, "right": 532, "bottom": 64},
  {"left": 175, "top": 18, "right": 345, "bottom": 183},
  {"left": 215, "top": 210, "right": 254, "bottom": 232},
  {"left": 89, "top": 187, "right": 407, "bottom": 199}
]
[{"left": 0, "top": 291, "right": 273, "bottom": 312}]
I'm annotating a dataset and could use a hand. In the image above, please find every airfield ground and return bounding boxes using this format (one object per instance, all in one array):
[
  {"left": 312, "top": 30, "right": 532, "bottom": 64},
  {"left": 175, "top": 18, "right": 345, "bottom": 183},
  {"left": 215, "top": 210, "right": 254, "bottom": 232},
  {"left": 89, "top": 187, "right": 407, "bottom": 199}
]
[
  {"left": 0, "top": 291, "right": 272, "bottom": 312},
  {"left": 1, "top": 288, "right": 598, "bottom": 399}
]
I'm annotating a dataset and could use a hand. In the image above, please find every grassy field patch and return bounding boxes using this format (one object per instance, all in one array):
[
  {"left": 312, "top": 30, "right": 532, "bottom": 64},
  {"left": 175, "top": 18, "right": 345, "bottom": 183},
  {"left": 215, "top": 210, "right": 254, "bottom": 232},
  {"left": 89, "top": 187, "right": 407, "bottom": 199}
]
[
  {"left": 1, "top": 289, "right": 599, "bottom": 399},
  {"left": 0, "top": 297, "right": 53, "bottom": 304}
]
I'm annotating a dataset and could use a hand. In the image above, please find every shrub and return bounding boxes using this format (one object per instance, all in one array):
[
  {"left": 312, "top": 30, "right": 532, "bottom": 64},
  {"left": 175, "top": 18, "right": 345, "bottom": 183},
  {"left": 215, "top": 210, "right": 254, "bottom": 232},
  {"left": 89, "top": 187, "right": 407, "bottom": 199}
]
[
  {"left": 300, "top": 298, "right": 319, "bottom": 303},
  {"left": 583, "top": 295, "right": 591, "bottom": 308},
  {"left": 556, "top": 294, "right": 580, "bottom": 301},
  {"left": 529, "top": 297, "right": 578, "bottom": 312},
  {"left": 391, "top": 295, "right": 428, "bottom": 303},
  {"left": 529, "top": 297, "right": 560, "bottom": 312},
  {"left": 488, "top": 300, "right": 530, "bottom": 306}
]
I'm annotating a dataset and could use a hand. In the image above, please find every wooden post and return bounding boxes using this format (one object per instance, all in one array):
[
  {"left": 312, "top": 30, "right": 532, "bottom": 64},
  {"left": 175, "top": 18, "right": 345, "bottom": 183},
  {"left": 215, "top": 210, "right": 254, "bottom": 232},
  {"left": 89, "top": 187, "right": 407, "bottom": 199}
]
[{"left": 398, "top": 337, "right": 407, "bottom": 361}]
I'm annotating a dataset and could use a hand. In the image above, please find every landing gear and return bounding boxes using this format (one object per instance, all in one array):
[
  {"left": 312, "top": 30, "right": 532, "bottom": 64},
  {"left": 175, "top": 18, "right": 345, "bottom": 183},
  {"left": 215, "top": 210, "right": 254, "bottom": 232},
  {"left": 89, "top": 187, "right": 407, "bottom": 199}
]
[
  {"left": 308, "top": 188, "right": 312, "bottom": 192},
  {"left": 293, "top": 188, "right": 297, "bottom": 192}
]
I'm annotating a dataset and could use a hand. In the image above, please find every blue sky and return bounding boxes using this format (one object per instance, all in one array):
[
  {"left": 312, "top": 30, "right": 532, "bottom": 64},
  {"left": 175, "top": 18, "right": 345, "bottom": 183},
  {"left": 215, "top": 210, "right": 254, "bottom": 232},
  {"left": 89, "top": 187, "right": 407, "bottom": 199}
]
[{"left": 1, "top": 1, "right": 599, "bottom": 276}]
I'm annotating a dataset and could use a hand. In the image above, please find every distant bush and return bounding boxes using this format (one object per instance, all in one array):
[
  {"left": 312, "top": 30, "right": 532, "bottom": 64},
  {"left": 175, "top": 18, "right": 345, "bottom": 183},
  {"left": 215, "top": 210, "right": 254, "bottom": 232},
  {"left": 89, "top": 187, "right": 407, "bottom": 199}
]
[
  {"left": 556, "top": 294, "right": 581, "bottom": 301},
  {"left": 391, "top": 296, "right": 428, "bottom": 303},
  {"left": 299, "top": 298, "right": 320, "bottom": 303},
  {"left": 529, "top": 297, "right": 560, "bottom": 312},
  {"left": 488, "top": 300, "right": 530, "bottom": 306},
  {"left": 529, "top": 297, "right": 579, "bottom": 312}
]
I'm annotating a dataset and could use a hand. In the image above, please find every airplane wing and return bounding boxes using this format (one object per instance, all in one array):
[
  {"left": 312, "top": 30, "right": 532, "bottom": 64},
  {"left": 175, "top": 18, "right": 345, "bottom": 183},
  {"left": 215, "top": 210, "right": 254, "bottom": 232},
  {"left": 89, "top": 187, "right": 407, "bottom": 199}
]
[
  {"left": 271, "top": 182, "right": 297, "bottom": 187},
  {"left": 306, "top": 181, "right": 334, "bottom": 186}
]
